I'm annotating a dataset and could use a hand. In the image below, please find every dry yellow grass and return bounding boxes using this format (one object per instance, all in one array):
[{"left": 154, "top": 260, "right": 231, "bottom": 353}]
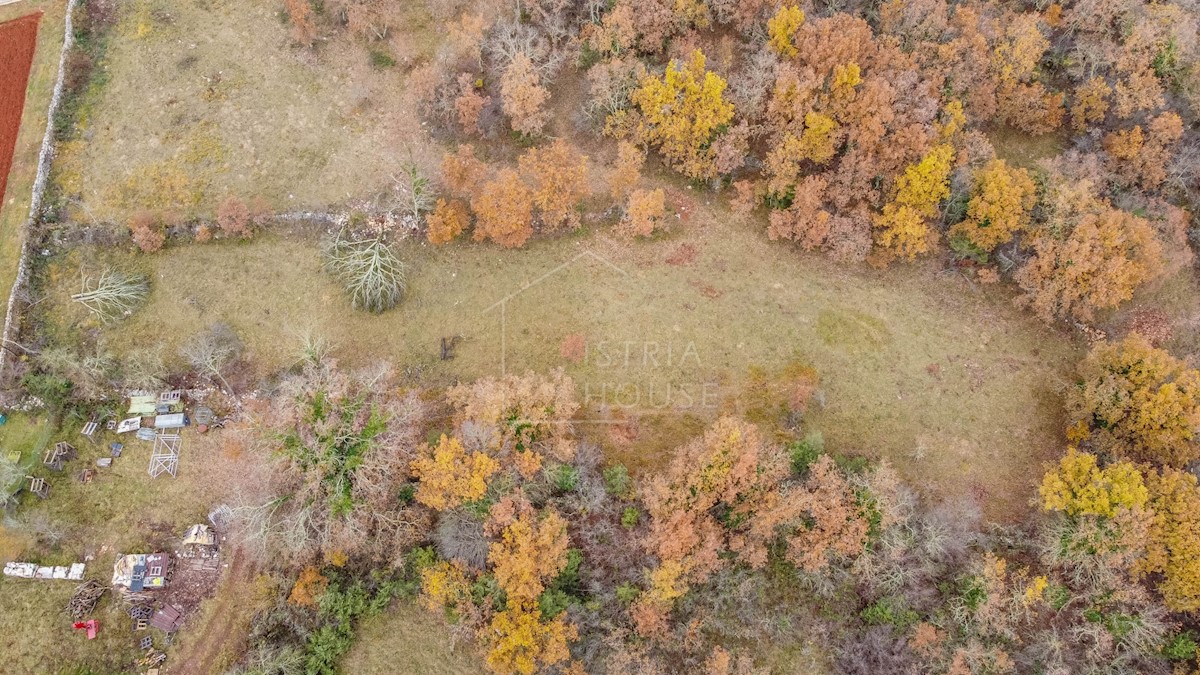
[
  {"left": 47, "top": 206, "right": 1079, "bottom": 521},
  {"left": 342, "top": 602, "right": 487, "bottom": 674},
  {"left": 61, "top": 0, "right": 443, "bottom": 224}
]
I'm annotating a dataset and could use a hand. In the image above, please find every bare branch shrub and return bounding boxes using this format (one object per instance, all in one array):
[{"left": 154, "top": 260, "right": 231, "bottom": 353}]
[
  {"left": 321, "top": 234, "right": 407, "bottom": 313},
  {"left": 180, "top": 323, "right": 243, "bottom": 396}
]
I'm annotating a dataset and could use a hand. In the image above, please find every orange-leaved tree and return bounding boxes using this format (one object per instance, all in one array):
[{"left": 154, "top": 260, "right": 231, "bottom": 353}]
[
  {"left": 1016, "top": 198, "right": 1162, "bottom": 322},
  {"left": 442, "top": 144, "right": 488, "bottom": 198},
  {"left": 426, "top": 198, "right": 469, "bottom": 245},
  {"left": 446, "top": 371, "right": 579, "bottom": 478},
  {"left": 518, "top": 139, "right": 589, "bottom": 232},
  {"left": 608, "top": 140, "right": 644, "bottom": 203},
  {"left": 501, "top": 53, "right": 550, "bottom": 137},
  {"left": 471, "top": 168, "right": 535, "bottom": 249},
  {"left": 634, "top": 417, "right": 869, "bottom": 636},
  {"left": 617, "top": 188, "right": 667, "bottom": 239}
]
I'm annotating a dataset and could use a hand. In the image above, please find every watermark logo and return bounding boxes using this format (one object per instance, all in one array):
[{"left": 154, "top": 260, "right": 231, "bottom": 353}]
[{"left": 482, "top": 250, "right": 721, "bottom": 420}]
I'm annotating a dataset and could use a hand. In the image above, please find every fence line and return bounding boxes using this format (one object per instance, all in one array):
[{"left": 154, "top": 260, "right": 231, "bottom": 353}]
[{"left": 0, "top": 0, "right": 79, "bottom": 384}]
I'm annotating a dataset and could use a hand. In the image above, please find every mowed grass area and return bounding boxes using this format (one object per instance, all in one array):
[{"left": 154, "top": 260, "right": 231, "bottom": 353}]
[
  {"left": 48, "top": 209, "right": 1079, "bottom": 521},
  {"left": 342, "top": 603, "right": 487, "bottom": 675},
  {"left": 0, "top": 0, "right": 65, "bottom": 357},
  {"left": 58, "top": 0, "right": 442, "bottom": 224}
]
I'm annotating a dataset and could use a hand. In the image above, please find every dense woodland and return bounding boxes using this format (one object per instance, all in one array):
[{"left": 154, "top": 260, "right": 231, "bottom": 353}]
[
  {"left": 4, "top": 0, "right": 1200, "bottom": 672},
  {"left": 230, "top": 0, "right": 1200, "bottom": 672}
]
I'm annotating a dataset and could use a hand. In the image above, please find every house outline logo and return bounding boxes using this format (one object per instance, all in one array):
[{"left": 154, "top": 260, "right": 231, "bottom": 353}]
[{"left": 482, "top": 249, "right": 629, "bottom": 377}]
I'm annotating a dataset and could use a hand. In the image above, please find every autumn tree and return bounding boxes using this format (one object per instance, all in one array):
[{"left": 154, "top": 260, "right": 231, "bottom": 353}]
[
  {"left": 617, "top": 188, "right": 667, "bottom": 238},
  {"left": 608, "top": 140, "right": 644, "bottom": 202},
  {"left": 1137, "top": 468, "right": 1200, "bottom": 612},
  {"left": 486, "top": 604, "right": 577, "bottom": 675},
  {"left": 471, "top": 168, "right": 535, "bottom": 249},
  {"left": 630, "top": 50, "right": 735, "bottom": 180},
  {"left": 1067, "top": 335, "right": 1200, "bottom": 466},
  {"left": 1103, "top": 112, "right": 1184, "bottom": 190},
  {"left": 446, "top": 370, "right": 579, "bottom": 478},
  {"left": 288, "top": 566, "right": 329, "bottom": 606},
  {"left": 284, "top": 0, "right": 316, "bottom": 46},
  {"left": 949, "top": 159, "right": 1036, "bottom": 252},
  {"left": 1071, "top": 77, "right": 1111, "bottom": 132},
  {"left": 1039, "top": 448, "right": 1148, "bottom": 517},
  {"left": 484, "top": 509, "right": 577, "bottom": 674},
  {"left": 216, "top": 196, "right": 253, "bottom": 238},
  {"left": 635, "top": 417, "right": 869, "bottom": 634},
  {"left": 411, "top": 435, "right": 500, "bottom": 511},
  {"left": 442, "top": 144, "right": 488, "bottom": 198},
  {"left": 767, "top": 5, "right": 805, "bottom": 58},
  {"left": 518, "top": 140, "right": 589, "bottom": 231},
  {"left": 454, "top": 73, "right": 490, "bottom": 136},
  {"left": 1016, "top": 199, "right": 1162, "bottom": 322},
  {"left": 129, "top": 211, "right": 166, "bottom": 253},
  {"left": 501, "top": 53, "right": 550, "bottom": 137},
  {"left": 873, "top": 144, "right": 954, "bottom": 259},
  {"left": 991, "top": 13, "right": 1064, "bottom": 134},
  {"left": 426, "top": 198, "right": 469, "bottom": 245}
]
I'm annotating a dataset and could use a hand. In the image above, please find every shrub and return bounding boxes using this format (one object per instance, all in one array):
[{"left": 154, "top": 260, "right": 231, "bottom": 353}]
[
  {"left": 551, "top": 464, "right": 580, "bottom": 493},
  {"left": 216, "top": 196, "right": 253, "bottom": 238},
  {"left": 621, "top": 507, "right": 640, "bottom": 528},
  {"left": 789, "top": 431, "right": 824, "bottom": 476},
  {"left": 129, "top": 210, "right": 165, "bottom": 252},
  {"left": 603, "top": 464, "right": 632, "bottom": 498},
  {"left": 1162, "top": 632, "right": 1198, "bottom": 661}
]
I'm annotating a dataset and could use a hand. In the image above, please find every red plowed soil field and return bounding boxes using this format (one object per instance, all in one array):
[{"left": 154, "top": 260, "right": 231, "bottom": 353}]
[{"left": 0, "top": 12, "right": 42, "bottom": 217}]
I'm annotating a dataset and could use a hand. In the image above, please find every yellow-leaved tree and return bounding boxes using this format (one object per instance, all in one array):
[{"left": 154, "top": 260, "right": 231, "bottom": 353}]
[
  {"left": 630, "top": 49, "right": 735, "bottom": 181},
  {"left": 766, "top": 5, "right": 805, "bottom": 58},
  {"left": 410, "top": 435, "right": 499, "bottom": 510},
  {"left": 485, "top": 509, "right": 576, "bottom": 674},
  {"left": 1137, "top": 468, "right": 1200, "bottom": 612},
  {"left": 1039, "top": 447, "right": 1148, "bottom": 517},
  {"left": 950, "top": 159, "right": 1037, "bottom": 252},
  {"left": 873, "top": 144, "right": 954, "bottom": 259},
  {"left": 1067, "top": 335, "right": 1200, "bottom": 467}
]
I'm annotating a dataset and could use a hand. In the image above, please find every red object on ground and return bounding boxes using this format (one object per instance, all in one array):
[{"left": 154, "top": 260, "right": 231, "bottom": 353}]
[
  {"left": 0, "top": 12, "right": 43, "bottom": 220},
  {"left": 72, "top": 619, "right": 99, "bottom": 639}
]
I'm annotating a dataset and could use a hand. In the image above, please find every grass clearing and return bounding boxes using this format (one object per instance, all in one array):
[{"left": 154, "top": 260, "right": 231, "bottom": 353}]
[
  {"left": 59, "top": 0, "right": 442, "bottom": 224},
  {"left": 47, "top": 208, "right": 1080, "bottom": 521},
  {"left": 341, "top": 602, "right": 487, "bottom": 674}
]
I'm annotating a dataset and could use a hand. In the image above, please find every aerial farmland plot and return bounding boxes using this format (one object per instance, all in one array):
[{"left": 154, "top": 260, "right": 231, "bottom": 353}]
[{"left": 1, "top": 0, "right": 1199, "bottom": 673}]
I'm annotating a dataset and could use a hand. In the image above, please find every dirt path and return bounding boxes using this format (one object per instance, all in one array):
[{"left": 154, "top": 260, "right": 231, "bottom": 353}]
[{"left": 168, "top": 548, "right": 253, "bottom": 675}]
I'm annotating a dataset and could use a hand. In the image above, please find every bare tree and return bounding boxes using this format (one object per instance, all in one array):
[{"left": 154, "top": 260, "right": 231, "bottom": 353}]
[
  {"left": 180, "top": 323, "right": 243, "bottom": 396},
  {"left": 322, "top": 234, "right": 407, "bottom": 313},
  {"left": 393, "top": 158, "right": 435, "bottom": 229},
  {"left": 71, "top": 268, "right": 149, "bottom": 323},
  {"left": 122, "top": 346, "right": 167, "bottom": 391}
]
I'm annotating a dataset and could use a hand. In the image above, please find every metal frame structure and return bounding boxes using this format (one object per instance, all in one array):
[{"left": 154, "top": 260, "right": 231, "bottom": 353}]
[{"left": 147, "top": 434, "right": 181, "bottom": 479}]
